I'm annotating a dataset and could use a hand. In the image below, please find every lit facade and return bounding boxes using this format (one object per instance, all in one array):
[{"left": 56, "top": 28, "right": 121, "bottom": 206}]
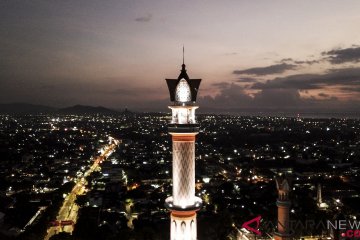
[{"left": 165, "top": 58, "right": 202, "bottom": 240}]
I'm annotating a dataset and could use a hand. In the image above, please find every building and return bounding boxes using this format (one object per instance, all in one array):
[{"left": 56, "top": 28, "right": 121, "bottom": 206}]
[
  {"left": 164, "top": 52, "right": 203, "bottom": 240},
  {"left": 274, "top": 176, "right": 292, "bottom": 240}
]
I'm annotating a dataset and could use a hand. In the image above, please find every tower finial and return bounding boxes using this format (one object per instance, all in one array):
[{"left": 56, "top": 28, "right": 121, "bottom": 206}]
[{"left": 182, "top": 45, "right": 184, "bottom": 65}]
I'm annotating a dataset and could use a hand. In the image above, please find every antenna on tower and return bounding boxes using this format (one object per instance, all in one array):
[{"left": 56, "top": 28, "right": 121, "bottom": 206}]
[{"left": 182, "top": 45, "right": 185, "bottom": 65}]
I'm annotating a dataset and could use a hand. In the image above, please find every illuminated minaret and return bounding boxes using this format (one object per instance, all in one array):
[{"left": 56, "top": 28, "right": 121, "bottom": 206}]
[
  {"left": 317, "top": 183, "right": 322, "bottom": 206},
  {"left": 317, "top": 182, "right": 328, "bottom": 210},
  {"left": 164, "top": 49, "right": 202, "bottom": 240},
  {"left": 274, "top": 176, "right": 292, "bottom": 240}
]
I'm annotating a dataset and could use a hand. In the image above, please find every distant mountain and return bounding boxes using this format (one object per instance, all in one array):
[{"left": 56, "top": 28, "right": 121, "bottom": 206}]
[
  {"left": 57, "top": 105, "right": 119, "bottom": 115},
  {"left": 0, "top": 103, "right": 56, "bottom": 114}
]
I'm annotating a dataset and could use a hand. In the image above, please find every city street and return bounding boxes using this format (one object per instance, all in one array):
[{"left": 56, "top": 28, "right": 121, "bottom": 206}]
[{"left": 44, "top": 138, "right": 119, "bottom": 240}]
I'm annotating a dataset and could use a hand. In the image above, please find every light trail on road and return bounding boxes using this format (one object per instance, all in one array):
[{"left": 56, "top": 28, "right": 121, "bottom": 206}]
[{"left": 44, "top": 137, "right": 120, "bottom": 240}]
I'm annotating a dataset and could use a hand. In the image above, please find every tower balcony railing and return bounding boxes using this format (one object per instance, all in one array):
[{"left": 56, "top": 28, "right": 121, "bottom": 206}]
[
  {"left": 165, "top": 196, "right": 203, "bottom": 212},
  {"left": 170, "top": 117, "right": 196, "bottom": 124},
  {"left": 168, "top": 123, "right": 199, "bottom": 133}
]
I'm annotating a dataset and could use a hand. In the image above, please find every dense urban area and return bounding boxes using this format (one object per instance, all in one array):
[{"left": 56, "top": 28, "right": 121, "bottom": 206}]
[{"left": 0, "top": 112, "right": 359, "bottom": 240}]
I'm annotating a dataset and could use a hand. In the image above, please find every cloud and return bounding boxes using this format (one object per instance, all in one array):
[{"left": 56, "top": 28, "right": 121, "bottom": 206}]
[
  {"left": 253, "top": 88, "right": 302, "bottom": 108},
  {"left": 199, "top": 82, "right": 357, "bottom": 110},
  {"left": 236, "top": 77, "right": 258, "bottom": 83},
  {"left": 202, "top": 46, "right": 360, "bottom": 111},
  {"left": 251, "top": 67, "right": 360, "bottom": 90},
  {"left": 322, "top": 46, "right": 360, "bottom": 64},
  {"left": 279, "top": 46, "right": 360, "bottom": 66},
  {"left": 233, "top": 63, "right": 297, "bottom": 76},
  {"left": 211, "top": 81, "right": 231, "bottom": 88},
  {"left": 280, "top": 58, "right": 293, "bottom": 63},
  {"left": 198, "top": 83, "right": 253, "bottom": 108},
  {"left": 340, "top": 86, "right": 360, "bottom": 92},
  {"left": 200, "top": 83, "right": 360, "bottom": 111},
  {"left": 135, "top": 14, "right": 152, "bottom": 22},
  {"left": 318, "top": 93, "right": 329, "bottom": 98},
  {"left": 202, "top": 83, "right": 303, "bottom": 109},
  {"left": 280, "top": 57, "right": 319, "bottom": 65},
  {"left": 293, "top": 60, "right": 319, "bottom": 65},
  {"left": 252, "top": 74, "right": 322, "bottom": 90}
]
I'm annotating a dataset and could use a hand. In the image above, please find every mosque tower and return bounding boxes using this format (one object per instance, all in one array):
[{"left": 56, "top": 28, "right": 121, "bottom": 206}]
[
  {"left": 274, "top": 176, "right": 292, "bottom": 240},
  {"left": 164, "top": 49, "right": 202, "bottom": 240},
  {"left": 317, "top": 183, "right": 328, "bottom": 210},
  {"left": 317, "top": 183, "right": 322, "bottom": 205}
]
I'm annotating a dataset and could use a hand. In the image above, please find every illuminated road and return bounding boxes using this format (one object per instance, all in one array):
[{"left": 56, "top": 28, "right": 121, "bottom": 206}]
[{"left": 44, "top": 138, "right": 120, "bottom": 240}]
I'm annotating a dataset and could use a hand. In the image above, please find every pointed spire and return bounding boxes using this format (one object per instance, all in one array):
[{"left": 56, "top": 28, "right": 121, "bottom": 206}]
[
  {"left": 183, "top": 45, "right": 185, "bottom": 65},
  {"left": 179, "top": 45, "right": 188, "bottom": 79}
]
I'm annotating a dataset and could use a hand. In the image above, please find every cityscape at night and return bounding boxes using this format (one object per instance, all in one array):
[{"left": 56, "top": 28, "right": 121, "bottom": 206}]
[
  {"left": 1, "top": 1, "right": 360, "bottom": 240},
  {"left": 0, "top": 112, "right": 359, "bottom": 239}
]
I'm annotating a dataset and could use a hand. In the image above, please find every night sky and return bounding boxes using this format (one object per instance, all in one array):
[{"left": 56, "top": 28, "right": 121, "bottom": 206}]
[{"left": 1, "top": 0, "right": 360, "bottom": 111}]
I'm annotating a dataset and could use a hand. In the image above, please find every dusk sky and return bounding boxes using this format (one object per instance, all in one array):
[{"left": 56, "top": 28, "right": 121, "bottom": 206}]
[{"left": 1, "top": 0, "right": 360, "bottom": 111}]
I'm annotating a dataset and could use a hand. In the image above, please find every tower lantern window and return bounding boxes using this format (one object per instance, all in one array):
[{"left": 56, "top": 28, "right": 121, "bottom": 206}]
[{"left": 175, "top": 79, "right": 191, "bottom": 103}]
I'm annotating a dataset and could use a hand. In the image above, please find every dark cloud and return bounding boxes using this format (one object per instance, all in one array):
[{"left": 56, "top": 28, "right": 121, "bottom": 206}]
[
  {"left": 211, "top": 82, "right": 231, "bottom": 88},
  {"left": 280, "top": 58, "right": 293, "bottom": 63},
  {"left": 253, "top": 88, "right": 301, "bottom": 108},
  {"left": 198, "top": 83, "right": 253, "bottom": 108},
  {"left": 327, "top": 67, "right": 360, "bottom": 74},
  {"left": 236, "top": 77, "right": 258, "bottom": 83},
  {"left": 252, "top": 74, "right": 322, "bottom": 90},
  {"left": 135, "top": 14, "right": 152, "bottom": 22},
  {"left": 322, "top": 46, "right": 360, "bottom": 64},
  {"left": 233, "top": 63, "right": 297, "bottom": 76},
  {"left": 318, "top": 93, "right": 329, "bottom": 98},
  {"left": 199, "top": 82, "right": 359, "bottom": 111},
  {"left": 280, "top": 57, "right": 319, "bottom": 65},
  {"left": 270, "top": 45, "right": 360, "bottom": 67},
  {"left": 203, "top": 46, "right": 360, "bottom": 111},
  {"left": 252, "top": 67, "right": 360, "bottom": 90},
  {"left": 293, "top": 60, "right": 319, "bottom": 65},
  {"left": 340, "top": 86, "right": 360, "bottom": 92}
]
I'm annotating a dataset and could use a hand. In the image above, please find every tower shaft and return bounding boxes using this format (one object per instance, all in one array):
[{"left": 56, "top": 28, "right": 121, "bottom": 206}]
[
  {"left": 275, "top": 201, "right": 291, "bottom": 240},
  {"left": 172, "top": 134, "right": 196, "bottom": 207},
  {"left": 167, "top": 133, "right": 200, "bottom": 240},
  {"left": 317, "top": 183, "right": 322, "bottom": 204}
]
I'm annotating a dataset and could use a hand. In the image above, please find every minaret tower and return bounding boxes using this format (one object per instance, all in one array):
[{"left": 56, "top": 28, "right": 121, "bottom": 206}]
[
  {"left": 274, "top": 176, "right": 292, "bottom": 240},
  {"left": 317, "top": 183, "right": 322, "bottom": 206},
  {"left": 317, "top": 182, "right": 328, "bottom": 210},
  {"left": 164, "top": 49, "right": 202, "bottom": 240}
]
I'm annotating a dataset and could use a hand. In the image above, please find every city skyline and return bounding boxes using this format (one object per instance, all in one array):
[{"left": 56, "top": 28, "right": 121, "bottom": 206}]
[
  {"left": 1, "top": 1, "right": 360, "bottom": 111},
  {"left": 1, "top": 113, "right": 359, "bottom": 239}
]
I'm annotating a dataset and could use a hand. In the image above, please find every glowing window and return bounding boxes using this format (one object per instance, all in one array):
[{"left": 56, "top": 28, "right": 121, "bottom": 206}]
[{"left": 175, "top": 79, "right": 191, "bottom": 102}]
